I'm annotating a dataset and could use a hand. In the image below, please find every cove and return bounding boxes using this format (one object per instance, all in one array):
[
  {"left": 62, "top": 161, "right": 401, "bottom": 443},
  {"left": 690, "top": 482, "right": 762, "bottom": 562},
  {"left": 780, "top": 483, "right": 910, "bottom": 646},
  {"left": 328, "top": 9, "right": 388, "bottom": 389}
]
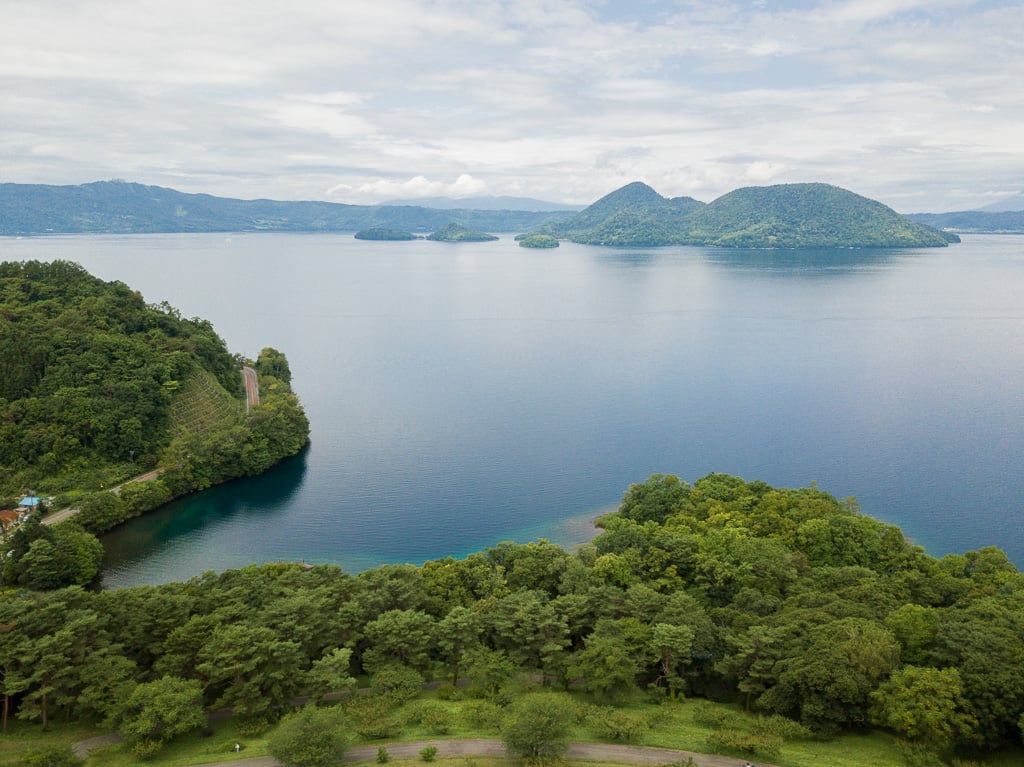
[{"left": 2, "top": 232, "right": 1022, "bottom": 585}]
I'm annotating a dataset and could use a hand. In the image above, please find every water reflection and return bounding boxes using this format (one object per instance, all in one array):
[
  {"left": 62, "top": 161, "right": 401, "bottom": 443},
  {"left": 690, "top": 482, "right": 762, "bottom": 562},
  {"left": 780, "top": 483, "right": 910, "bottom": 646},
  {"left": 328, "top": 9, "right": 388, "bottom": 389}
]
[{"left": 100, "top": 448, "right": 309, "bottom": 582}]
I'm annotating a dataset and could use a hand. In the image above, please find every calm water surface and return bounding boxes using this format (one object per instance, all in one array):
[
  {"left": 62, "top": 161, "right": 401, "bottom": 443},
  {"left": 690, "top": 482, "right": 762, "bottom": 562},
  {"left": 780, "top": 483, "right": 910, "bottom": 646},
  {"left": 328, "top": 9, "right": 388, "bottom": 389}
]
[{"left": 2, "top": 233, "right": 1022, "bottom": 585}]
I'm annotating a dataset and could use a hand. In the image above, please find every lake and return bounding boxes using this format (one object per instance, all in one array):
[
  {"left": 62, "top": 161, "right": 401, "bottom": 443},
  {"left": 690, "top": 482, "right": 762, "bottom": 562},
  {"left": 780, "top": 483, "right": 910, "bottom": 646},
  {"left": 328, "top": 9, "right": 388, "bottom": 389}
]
[{"left": 2, "top": 232, "right": 1022, "bottom": 586}]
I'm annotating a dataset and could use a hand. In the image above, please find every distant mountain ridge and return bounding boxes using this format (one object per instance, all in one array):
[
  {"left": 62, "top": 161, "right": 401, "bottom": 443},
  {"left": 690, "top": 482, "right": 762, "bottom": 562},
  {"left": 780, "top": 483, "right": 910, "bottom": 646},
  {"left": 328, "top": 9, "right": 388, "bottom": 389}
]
[
  {"left": 0, "top": 179, "right": 960, "bottom": 246},
  {"left": 0, "top": 180, "right": 572, "bottom": 235},
  {"left": 540, "top": 181, "right": 957, "bottom": 248},
  {"left": 978, "top": 192, "right": 1024, "bottom": 212},
  {"left": 907, "top": 210, "right": 1024, "bottom": 233}
]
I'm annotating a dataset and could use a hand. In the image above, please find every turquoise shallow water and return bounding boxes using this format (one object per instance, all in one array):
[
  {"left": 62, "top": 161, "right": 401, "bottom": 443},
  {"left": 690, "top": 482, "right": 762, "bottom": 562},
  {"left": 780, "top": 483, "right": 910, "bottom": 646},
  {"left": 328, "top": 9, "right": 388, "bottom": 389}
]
[{"left": 2, "top": 232, "right": 1022, "bottom": 585}]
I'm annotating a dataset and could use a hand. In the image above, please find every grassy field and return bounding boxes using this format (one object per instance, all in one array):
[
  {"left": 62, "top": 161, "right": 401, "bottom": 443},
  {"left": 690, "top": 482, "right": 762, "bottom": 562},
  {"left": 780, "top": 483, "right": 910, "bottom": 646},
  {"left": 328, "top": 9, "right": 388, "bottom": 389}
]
[{"left": 4, "top": 691, "right": 1022, "bottom": 767}]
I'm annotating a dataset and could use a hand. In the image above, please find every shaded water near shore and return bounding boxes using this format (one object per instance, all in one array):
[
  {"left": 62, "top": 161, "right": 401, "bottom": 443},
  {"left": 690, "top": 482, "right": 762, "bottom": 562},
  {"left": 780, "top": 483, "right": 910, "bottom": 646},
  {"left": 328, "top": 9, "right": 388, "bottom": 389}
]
[{"left": 2, "top": 233, "right": 1022, "bottom": 585}]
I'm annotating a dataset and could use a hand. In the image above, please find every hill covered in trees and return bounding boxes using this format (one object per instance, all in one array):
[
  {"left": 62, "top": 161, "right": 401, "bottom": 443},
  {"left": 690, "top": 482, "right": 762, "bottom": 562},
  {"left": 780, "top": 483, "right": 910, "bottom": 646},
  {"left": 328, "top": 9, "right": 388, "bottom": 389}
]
[
  {"left": 0, "top": 261, "right": 309, "bottom": 587},
  {"left": 2, "top": 473, "right": 1022, "bottom": 764},
  {"left": 539, "top": 182, "right": 958, "bottom": 248},
  {"left": 0, "top": 181, "right": 572, "bottom": 235}
]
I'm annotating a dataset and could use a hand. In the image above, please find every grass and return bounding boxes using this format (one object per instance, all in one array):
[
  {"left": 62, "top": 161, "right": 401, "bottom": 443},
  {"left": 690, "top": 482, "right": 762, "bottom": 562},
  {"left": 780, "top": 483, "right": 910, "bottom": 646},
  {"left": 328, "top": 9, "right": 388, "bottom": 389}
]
[
  {"left": 169, "top": 367, "right": 243, "bottom": 437},
  {"left": 3, "top": 691, "right": 1022, "bottom": 767}
]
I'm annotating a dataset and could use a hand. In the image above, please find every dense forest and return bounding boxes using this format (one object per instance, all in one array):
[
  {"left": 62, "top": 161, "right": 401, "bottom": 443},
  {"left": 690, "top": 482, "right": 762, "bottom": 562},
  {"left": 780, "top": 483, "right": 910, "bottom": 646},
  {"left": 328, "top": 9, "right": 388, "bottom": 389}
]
[
  {"left": 539, "top": 182, "right": 958, "bottom": 248},
  {"left": 2, "top": 474, "right": 1022, "bottom": 764},
  {"left": 0, "top": 261, "right": 309, "bottom": 588}
]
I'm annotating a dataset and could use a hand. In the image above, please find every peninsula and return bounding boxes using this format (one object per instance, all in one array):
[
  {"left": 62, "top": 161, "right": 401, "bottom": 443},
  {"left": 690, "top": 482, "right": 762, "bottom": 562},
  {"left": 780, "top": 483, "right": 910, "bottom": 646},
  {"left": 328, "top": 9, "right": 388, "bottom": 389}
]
[{"left": 0, "top": 260, "right": 310, "bottom": 589}]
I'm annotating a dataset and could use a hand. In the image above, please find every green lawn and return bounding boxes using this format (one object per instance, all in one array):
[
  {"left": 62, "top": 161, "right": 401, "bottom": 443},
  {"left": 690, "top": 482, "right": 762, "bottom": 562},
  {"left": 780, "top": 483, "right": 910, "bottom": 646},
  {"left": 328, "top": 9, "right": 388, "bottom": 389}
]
[{"left": 3, "top": 693, "right": 1021, "bottom": 767}]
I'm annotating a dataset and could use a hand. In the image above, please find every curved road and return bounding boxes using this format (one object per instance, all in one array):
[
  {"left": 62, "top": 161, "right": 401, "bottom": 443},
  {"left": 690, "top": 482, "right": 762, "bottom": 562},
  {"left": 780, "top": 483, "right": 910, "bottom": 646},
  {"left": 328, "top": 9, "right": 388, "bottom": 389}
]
[
  {"left": 41, "top": 368, "right": 258, "bottom": 527},
  {"left": 74, "top": 736, "right": 772, "bottom": 767},
  {"left": 243, "top": 366, "right": 260, "bottom": 412}
]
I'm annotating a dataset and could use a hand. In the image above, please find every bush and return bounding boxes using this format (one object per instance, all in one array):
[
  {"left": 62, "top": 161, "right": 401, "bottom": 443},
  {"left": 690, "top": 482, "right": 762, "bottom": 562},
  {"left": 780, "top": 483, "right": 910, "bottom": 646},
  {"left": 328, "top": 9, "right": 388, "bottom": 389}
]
[
  {"left": 705, "top": 730, "right": 782, "bottom": 760},
  {"left": 435, "top": 682, "right": 461, "bottom": 700},
  {"left": 377, "top": 747, "right": 390, "bottom": 763},
  {"left": 461, "top": 700, "right": 504, "bottom": 730},
  {"left": 19, "top": 746, "right": 83, "bottom": 767},
  {"left": 896, "top": 741, "right": 945, "bottom": 767},
  {"left": 750, "top": 713, "right": 814, "bottom": 741},
  {"left": 501, "top": 693, "right": 574, "bottom": 760},
  {"left": 269, "top": 705, "right": 348, "bottom": 767},
  {"left": 371, "top": 664, "right": 425, "bottom": 703},
  {"left": 691, "top": 702, "right": 730, "bottom": 730},
  {"left": 406, "top": 700, "right": 452, "bottom": 734},
  {"left": 589, "top": 707, "right": 649, "bottom": 741},
  {"left": 420, "top": 745, "right": 438, "bottom": 762}
]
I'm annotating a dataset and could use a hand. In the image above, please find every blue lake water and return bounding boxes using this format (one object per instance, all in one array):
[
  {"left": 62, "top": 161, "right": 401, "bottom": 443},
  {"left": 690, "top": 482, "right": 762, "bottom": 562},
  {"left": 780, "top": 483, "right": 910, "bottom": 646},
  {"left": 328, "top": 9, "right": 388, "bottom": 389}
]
[{"left": 2, "top": 233, "right": 1022, "bottom": 585}]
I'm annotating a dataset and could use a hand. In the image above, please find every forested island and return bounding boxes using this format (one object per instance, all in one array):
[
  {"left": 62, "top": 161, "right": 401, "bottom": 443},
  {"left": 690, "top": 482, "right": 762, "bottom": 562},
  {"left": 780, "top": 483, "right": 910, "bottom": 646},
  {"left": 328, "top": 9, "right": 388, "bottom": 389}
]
[
  {"left": 3, "top": 473, "right": 1023, "bottom": 767},
  {"left": 0, "top": 260, "right": 309, "bottom": 589},
  {"left": 426, "top": 223, "right": 499, "bottom": 242},
  {"left": 530, "top": 182, "right": 959, "bottom": 248},
  {"left": 354, "top": 227, "right": 419, "bottom": 241}
]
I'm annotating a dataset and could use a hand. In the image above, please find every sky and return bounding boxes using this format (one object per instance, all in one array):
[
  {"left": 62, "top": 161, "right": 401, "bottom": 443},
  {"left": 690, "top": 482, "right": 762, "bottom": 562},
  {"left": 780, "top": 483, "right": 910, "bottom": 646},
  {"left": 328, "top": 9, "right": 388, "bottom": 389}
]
[{"left": 1, "top": 0, "right": 1022, "bottom": 212}]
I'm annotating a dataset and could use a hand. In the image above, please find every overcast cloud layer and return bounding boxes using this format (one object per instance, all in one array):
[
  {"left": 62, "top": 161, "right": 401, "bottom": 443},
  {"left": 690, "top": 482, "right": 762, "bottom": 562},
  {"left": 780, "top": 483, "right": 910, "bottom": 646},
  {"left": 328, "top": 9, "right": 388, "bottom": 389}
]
[{"left": 2, "top": 0, "right": 1021, "bottom": 211}]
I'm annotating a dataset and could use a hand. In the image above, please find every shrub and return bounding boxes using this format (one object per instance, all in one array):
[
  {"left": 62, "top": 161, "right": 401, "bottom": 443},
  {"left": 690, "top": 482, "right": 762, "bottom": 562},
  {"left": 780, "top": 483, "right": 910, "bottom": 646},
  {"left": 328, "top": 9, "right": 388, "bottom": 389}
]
[
  {"left": 268, "top": 706, "right": 348, "bottom": 767},
  {"left": 420, "top": 745, "right": 438, "bottom": 762},
  {"left": 750, "top": 713, "right": 814, "bottom": 741},
  {"left": 406, "top": 700, "right": 452, "bottom": 734},
  {"left": 691, "top": 702, "right": 730, "bottom": 730},
  {"left": 461, "top": 700, "right": 504, "bottom": 730},
  {"left": 706, "top": 730, "right": 782, "bottom": 760},
  {"left": 589, "top": 707, "right": 649, "bottom": 741},
  {"left": 501, "top": 693, "right": 574, "bottom": 760},
  {"left": 19, "top": 746, "right": 83, "bottom": 767},
  {"left": 435, "top": 682, "right": 461, "bottom": 700},
  {"left": 377, "top": 747, "right": 390, "bottom": 763}
]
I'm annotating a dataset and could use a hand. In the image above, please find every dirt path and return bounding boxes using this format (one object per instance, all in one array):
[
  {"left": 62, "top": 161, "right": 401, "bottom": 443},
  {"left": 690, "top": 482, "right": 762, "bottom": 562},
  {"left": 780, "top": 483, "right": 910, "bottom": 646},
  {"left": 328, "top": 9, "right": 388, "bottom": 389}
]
[{"left": 72, "top": 737, "right": 772, "bottom": 767}]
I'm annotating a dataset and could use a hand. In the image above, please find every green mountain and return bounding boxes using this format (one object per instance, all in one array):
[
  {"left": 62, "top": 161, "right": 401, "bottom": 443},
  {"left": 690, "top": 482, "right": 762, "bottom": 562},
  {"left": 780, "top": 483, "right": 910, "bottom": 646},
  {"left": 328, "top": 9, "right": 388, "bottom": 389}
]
[
  {"left": 684, "top": 183, "right": 957, "bottom": 248},
  {"left": 0, "top": 180, "right": 574, "bottom": 235},
  {"left": 426, "top": 223, "right": 499, "bottom": 242},
  {"left": 535, "top": 182, "right": 957, "bottom": 248}
]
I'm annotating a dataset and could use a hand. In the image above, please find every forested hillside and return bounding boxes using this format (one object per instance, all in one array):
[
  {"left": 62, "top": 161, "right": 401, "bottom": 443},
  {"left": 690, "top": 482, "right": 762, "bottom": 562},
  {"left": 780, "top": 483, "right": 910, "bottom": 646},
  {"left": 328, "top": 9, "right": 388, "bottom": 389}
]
[
  {"left": 2, "top": 474, "right": 1022, "bottom": 764},
  {"left": 0, "top": 261, "right": 309, "bottom": 588},
  {"left": 0, "top": 261, "right": 241, "bottom": 495},
  {"left": 0, "top": 181, "right": 572, "bottom": 235}
]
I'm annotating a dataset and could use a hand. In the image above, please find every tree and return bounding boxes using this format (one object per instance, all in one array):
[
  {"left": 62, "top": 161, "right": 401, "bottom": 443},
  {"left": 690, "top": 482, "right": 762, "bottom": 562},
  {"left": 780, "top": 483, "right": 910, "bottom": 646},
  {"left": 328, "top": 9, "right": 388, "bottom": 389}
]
[
  {"left": 501, "top": 693, "right": 574, "bottom": 759},
  {"left": 269, "top": 705, "right": 348, "bottom": 767},
  {"left": 869, "top": 666, "right": 976, "bottom": 752},
  {"left": 307, "top": 647, "right": 355, "bottom": 703},
  {"left": 437, "top": 606, "right": 483, "bottom": 685},
  {"left": 361, "top": 609, "right": 436, "bottom": 675},
  {"left": 115, "top": 676, "right": 205, "bottom": 754},
  {"left": 572, "top": 621, "right": 639, "bottom": 700},
  {"left": 650, "top": 622, "right": 695, "bottom": 696},
  {"left": 195, "top": 623, "right": 306, "bottom": 717}
]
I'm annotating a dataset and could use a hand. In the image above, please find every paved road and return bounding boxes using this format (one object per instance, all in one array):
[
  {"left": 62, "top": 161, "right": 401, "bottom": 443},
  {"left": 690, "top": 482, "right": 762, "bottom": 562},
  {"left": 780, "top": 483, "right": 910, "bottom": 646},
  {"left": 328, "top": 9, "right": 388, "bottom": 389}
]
[
  {"left": 75, "top": 736, "right": 771, "bottom": 767},
  {"left": 40, "top": 469, "right": 163, "bottom": 526},
  {"left": 243, "top": 366, "right": 260, "bottom": 412}
]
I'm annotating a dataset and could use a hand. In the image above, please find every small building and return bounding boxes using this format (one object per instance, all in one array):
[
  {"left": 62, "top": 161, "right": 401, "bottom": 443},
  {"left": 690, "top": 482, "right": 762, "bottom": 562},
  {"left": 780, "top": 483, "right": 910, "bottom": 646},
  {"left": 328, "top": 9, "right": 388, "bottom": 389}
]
[{"left": 18, "top": 496, "right": 41, "bottom": 510}]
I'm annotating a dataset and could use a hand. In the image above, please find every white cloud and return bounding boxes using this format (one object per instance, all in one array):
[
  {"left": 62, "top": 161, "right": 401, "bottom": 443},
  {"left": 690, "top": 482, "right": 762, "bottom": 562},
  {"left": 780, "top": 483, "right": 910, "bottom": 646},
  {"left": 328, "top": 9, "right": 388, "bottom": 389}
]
[
  {"left": 0, "top": 0, "right": 1022, "bottom": 210},
  {"left": 331, "top": 174, "right": 488, "bottom": 202}
]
